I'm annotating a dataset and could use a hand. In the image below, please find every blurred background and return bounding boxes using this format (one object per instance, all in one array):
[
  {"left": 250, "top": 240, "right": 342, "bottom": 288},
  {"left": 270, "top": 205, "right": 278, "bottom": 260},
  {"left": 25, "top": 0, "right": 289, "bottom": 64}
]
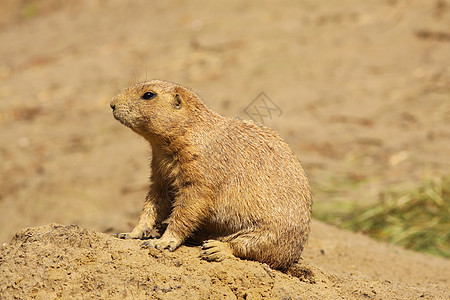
[{"left": 0, "top": 0, "right": 448, "bottom": 257}]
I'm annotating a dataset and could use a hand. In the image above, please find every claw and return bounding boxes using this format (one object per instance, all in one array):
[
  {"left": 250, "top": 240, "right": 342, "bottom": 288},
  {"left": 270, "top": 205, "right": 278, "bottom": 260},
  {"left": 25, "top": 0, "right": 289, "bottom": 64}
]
[
  {"left": 200, "top": 240, "right": 233, "bottom": 262},
  {"left": 140, "top": 237, "right": 180, "bottom": 252},
  {"left": 141, "top": 241, "right": 151, "bottom": 248},
  {"left": 113, "top": 227, "right": 155, "bottom": 240},
  {"left": 114, "top": 232, "right": 131, "bottom": 239}
]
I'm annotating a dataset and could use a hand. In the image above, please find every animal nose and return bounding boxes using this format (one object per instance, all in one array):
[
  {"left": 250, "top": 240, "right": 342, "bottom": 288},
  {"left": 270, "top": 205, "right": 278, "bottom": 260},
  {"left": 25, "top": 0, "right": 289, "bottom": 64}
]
[{"left": 110, "top": 102, "right": 116, "bottom": 110}]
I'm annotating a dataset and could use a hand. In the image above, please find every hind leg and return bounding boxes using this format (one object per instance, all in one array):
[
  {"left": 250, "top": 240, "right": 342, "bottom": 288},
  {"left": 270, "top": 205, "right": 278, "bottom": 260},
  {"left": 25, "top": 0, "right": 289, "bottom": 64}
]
[{"left": 200, "top": 228, "right": 301, "bottom": 270}]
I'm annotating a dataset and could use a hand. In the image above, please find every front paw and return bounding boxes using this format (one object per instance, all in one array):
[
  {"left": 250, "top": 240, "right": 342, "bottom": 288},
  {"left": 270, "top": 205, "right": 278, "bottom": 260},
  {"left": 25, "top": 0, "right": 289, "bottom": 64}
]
[
  {"left": 114, "top": 232, "right": 136, "bottom": 239},
  {"left": 114, "top": 227, "right": 155, "bottom": 240},
  {"left": 141, "top": 236, "right": 181, "bottom": 252}
]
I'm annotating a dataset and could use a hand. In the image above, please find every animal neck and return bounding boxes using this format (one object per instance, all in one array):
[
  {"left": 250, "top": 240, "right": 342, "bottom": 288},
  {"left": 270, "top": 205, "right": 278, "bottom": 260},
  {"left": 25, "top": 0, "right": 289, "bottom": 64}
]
[{"left": 147, "top": 133, "right": 190, "bottom": 158}]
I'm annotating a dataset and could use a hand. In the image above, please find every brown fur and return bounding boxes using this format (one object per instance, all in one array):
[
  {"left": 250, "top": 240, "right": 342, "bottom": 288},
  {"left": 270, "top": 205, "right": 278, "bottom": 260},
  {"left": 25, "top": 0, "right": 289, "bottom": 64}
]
[{"left": 110, "top": 80, "right": 312, "bottom": 270}]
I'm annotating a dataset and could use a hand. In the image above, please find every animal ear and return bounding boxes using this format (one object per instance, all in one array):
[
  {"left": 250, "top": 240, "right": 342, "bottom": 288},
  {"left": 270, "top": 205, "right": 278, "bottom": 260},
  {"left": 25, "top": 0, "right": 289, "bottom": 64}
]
[{"left": 174, "top": 93, "right": 182, "bottom": 109}]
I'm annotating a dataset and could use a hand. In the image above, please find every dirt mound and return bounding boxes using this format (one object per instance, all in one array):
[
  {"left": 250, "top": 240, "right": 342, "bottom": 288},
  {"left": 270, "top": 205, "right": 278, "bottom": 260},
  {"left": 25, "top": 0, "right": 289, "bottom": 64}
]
[
  {"left": 0, "top": 0, "right": 449, "bottom": 299},
  {"left": 0, "top": 224, "right": 446, "bottom": 299}
]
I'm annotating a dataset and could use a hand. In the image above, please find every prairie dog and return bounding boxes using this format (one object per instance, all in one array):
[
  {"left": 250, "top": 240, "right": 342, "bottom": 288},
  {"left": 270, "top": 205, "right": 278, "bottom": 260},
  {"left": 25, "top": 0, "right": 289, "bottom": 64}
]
[{"left": 110, "top": 80, "right": 312, "bottom": 270}]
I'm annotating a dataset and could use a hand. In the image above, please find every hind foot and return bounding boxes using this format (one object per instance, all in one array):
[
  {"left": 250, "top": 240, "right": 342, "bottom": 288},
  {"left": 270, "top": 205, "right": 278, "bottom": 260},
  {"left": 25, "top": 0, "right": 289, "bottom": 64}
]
[{"left": 201, "top": 240, "right": 234, "bottom": 262}]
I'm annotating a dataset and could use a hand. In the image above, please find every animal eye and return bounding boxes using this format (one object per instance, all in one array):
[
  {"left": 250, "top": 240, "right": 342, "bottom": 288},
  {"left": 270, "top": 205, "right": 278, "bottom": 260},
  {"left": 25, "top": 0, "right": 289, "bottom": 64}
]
[{"left": 142, "top": 91, "right": 156, "bottom": 100}]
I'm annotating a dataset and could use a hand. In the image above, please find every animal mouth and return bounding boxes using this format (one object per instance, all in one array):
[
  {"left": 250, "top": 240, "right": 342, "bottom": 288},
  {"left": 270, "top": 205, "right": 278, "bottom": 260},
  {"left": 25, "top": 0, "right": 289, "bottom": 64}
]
[{"left": 113, "top": 113, "right": 131, "bottom": 127}]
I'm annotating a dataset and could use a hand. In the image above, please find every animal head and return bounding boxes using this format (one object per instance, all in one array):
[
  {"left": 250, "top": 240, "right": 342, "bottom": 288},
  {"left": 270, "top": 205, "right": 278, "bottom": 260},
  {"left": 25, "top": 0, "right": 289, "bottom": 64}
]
[{"left": 110, "top": 80, "right": 208, "bottom": 141}]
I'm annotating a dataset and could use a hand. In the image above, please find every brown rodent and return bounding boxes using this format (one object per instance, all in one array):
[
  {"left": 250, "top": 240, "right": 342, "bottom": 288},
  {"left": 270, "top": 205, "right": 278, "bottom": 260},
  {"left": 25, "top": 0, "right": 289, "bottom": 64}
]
[{"left": 110, "top": 80, "right": 312, "bottom": 271}]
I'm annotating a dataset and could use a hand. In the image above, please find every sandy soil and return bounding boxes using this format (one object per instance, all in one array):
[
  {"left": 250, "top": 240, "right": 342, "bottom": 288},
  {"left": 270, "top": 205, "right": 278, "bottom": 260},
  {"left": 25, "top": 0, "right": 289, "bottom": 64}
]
[
  {"left": 0, "top": 0, "right": 449, "bottom": 299},
  {"left": 1, "top": 223, "right": 448, "bottom": 299}
]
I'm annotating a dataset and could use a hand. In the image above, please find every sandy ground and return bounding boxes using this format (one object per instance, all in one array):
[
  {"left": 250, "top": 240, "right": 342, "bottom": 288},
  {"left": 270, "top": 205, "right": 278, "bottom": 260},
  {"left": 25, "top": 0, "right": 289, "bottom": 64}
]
[
  {"left": 1, "top": 223, "right": 449, "bottom": 299},
  {"left": 0, "top": 0, "right": 449, "bottom": 299}
]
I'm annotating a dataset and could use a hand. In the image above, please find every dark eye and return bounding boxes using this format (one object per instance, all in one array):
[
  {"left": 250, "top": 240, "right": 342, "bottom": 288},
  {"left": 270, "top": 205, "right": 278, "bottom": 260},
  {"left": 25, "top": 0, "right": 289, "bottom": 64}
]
[{"left": 142, "top": 91, "right": 156, "bottom": 100}]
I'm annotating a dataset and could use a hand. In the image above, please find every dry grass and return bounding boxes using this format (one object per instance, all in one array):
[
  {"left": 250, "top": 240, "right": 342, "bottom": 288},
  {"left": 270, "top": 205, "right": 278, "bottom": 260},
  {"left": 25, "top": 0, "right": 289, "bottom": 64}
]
[{"left": 315, "top": 175, "right": 450, "bottom": 258}]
